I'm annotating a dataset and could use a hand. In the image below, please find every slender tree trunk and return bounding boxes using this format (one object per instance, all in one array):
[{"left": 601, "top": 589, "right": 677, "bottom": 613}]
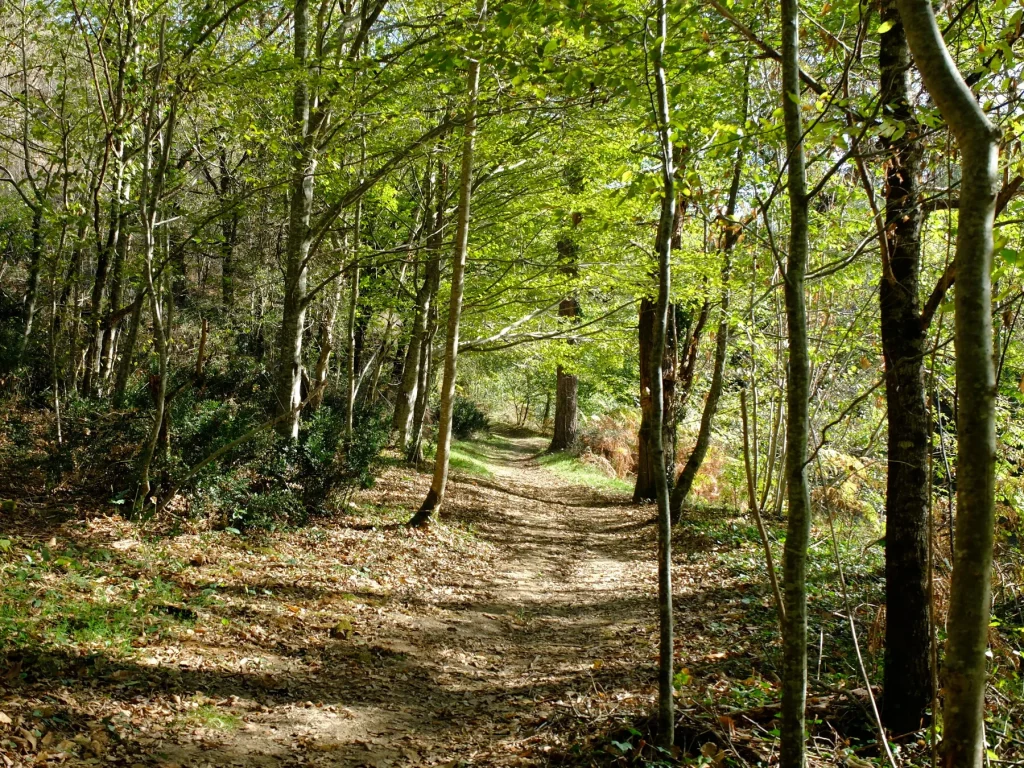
[
  {"left": 778, "top": 0, "right": 813, "bottom": 764},
  {"left": 677, "top": 298, "right": 711, "bottom": 415},
  {"left": 220, "top": 151, "right": 240, "bottom": 310},
  {"left": 274, "top": 0, "right": 315, "bottom": 440},
  {"left": 877, "top": 0, "right": 932, "bottom": 733},
  {"left": 112, "top": 289, "right": 145, "bottom": 407},
  {"left": 670, "top": 309, "right": 729, "bottom": 521},
  {"left": 897, "top": 2, "right": 1000, "bottom": 765},
  {"left": 134, "top": 74, "right": 178, "bottom": 514},
  {"left": 395, "top": 161, "right": 445, "bottom": 445},
  {"left": 18, "top": 208, "right": 44, "bottom": 364},
  {"left": 408, "top": 2, "right": 484, "bottom": 526},
  {"left": 99, "top": 209, "right": 130, "bottom": 387},
  {"left": 669, "top": 99, "right": 746, "bottom": 521},
  {"left": 346, "top": 259, "right": 361, "bottom": 438},
  {"left": 83, "top": 162, "right": 124, "bottom": 396},
  {"left": 648, "top": 0, "right": 676, "bottom": 745},
  {"left": 308, "top": 273, "right": 343, "bottom": 412},
  {"left": 407, "top": 309, "right": 436, "bottom": 464}
]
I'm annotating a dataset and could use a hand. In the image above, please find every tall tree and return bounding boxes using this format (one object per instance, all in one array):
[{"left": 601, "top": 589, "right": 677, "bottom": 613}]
[
  {"left": 876, "top": 0, "right": 931, "bottom": 733},
  {"left": 778, "top": 0, "right": 813, "bottom": 765},
  {"left": 648, "top": 0, "right": 675, "bottom": 746},
  {"left": 408, "top": 0, "right": 485, "bottom": 527},
  {"left": 549, "top": 163, "right": 584, "bottom": 452},
  {"left": 897, "top": 1, "right": 1000, "bottom": 764}
]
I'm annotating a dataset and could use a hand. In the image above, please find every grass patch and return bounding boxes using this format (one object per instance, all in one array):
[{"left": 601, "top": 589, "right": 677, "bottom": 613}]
[
  {"left": 0, "top": 539, "right": 199, "bottom": 656},
  {"left": 179, "top": 703, "right": 241, "bottom": 731},
  {"left": 536, "top": 451, "right": 632, "bottom": 492},
  {"left": 421, "top": 440, "right": 495, "bottom": 479},
  {"left": 448, "top": 442, "right": 496, "bottom": 479}
]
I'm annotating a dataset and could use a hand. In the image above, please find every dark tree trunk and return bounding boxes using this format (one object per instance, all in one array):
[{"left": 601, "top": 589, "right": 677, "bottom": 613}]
[
  {"left": 99, "top": 211, "right": 130, "bottom": 387},
  {"left": 878, "top": 0, "right": 932, "bottom": 734},
  {"left": 83, "top": 170, "right": 124, "bottom": 396},
  {"left": 220, "top": 151, "right": 240, "bottom": 310},
  {"left": 112, "top": 291, "right": 145, "bottom": 407},
  {"left": 549, "top": 187, "right": 584, "bottom": 453},
  {"left": 677, "top": 298, "right": 711, "bottom": 415},
  {"left": 406, "top": 307, "right": 436, "bottom": 465},
  {"left": 551, "top": 360, "right": 578, "bottom": 450},
  {"left": 18, "top": 208, "right": 44, "bottom": 365},
  {"left": 634, "top": 297, "right": 677, "bottom": 502}
]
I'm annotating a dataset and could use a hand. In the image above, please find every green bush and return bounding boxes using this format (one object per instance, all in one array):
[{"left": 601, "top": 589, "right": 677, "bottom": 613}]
[
  {"left": 188, "top": 401, "right": 390, "bottom": 530},
  {"left": 449, "top": 396, "right": 489, "bottom": 439}
]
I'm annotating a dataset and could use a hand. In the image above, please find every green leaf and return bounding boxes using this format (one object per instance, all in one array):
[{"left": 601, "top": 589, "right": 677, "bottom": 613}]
[{"left": 877, "top": 20, "right": 895, "bottom": 34}]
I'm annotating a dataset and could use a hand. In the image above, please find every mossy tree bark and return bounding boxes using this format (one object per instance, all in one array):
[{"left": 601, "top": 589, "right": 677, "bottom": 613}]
[
  {"left": 897, "top": 1, "right": 1000, "bottom": 764},
  {"left": 778, "top": 0, "right": 813, "bottom": 765}
]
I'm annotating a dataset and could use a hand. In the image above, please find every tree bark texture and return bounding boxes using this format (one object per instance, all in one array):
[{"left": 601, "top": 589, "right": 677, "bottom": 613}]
[
  {"left": 634, "top": 298, "right": 677, "bottom": 502},
  {"left": 878, "top": 0, "right": 932, "bottom": 734},
  {"left": 778, "top": 0, "right": 813, "bottom": 765}
]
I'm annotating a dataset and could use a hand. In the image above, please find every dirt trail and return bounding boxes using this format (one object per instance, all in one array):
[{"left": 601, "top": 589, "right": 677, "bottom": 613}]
[
  {"left": 1, "top": 430, "right": 682, "bottom": 768},
  {"left": 176, "top": 430, "right": 659, "bottom": 767}
]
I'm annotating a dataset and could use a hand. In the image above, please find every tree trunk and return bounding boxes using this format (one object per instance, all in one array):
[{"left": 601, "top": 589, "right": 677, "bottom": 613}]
[
  {"left": 83, "top": 162, "right": 125, "bottom": 396},
  {"left": 220, "top": 150, "right": 240, "bottom": 310},
  {"left": 407, "top": 308, "right": 436, "bottom": 465},
  {"left": 877, "top": 0, "right": 932, "bottom": 734},
  {"left": 670, "top": 312, "right": 728, "bottom": 521},
  {"left": 307, "top": 274, "right": 343, "bottom": 412},
  {"left": 677, "top": 298, "right": 711, "bottom": 415},
  {"left": 112, "top": 290, "right": 145, "bottom": 407},
  {"left": 274, "top": 0, "right": 315, "bottom": 440},
  {"left": 549, "top": 201, "right": 583, "bottom": 452},
  {"left": 99, "top": 209, "right": 130, "bottom": 388},
  {"left": 896, "top": 2, "right": 1000, "bottom": 765},
  {"left": 550, "top": 362, "right": 578, "bottom": 450},
  {"left": 409, "top": 2, "right": 483, "bottom": 526},
  {"left": 18, "top": 208, "right": 44, "bottom": 365},
  {"left": 394, "top": 161, "right": 446, "bottom": 446},
  {"left": 778, "top": 0, "right": 813, "bottom": 765},
  {"left": 634, "top": 298, "right": 677, "bottom": 502},
  {"left": 346, "top": 259, "right": 361, "bottom": 438},
  {"left": 135, "top": 81, "right": 179, "bottom": 514},
  {"left": 648, "top": 0, "right": 675, "bottom": 744},
  {"left": 668, "top": 94, "right": 745, "bottom": 521}
]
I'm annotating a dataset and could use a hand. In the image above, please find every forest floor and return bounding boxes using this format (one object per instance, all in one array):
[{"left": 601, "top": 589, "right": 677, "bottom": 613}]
[{"left": 0, "top": 428, "right": 888, "bottom": 768}]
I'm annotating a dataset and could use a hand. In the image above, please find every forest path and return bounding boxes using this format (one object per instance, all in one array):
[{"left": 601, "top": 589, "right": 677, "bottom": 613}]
[{"left": 105, "top": 429, "right": 664, "bottom": 768}]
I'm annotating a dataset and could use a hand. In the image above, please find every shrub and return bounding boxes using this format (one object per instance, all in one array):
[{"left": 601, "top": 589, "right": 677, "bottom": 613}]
[{"left": 450, "top": 396, "right": 489, "bottom": 439}]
